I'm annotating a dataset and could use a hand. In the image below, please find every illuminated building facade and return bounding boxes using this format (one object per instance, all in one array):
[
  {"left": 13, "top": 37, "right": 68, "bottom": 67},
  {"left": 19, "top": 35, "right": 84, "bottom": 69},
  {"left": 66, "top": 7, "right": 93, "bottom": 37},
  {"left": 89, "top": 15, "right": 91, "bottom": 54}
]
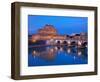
[{"left": 29, "top": 24, "right": 87, "bottom": 47}]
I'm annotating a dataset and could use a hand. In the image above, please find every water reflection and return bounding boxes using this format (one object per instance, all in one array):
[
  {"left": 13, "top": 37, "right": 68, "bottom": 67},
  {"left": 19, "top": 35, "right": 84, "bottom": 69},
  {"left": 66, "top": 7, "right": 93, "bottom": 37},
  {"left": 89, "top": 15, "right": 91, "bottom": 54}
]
[{"left": 28, "top": 46, "right": 88, "bottom": 66}]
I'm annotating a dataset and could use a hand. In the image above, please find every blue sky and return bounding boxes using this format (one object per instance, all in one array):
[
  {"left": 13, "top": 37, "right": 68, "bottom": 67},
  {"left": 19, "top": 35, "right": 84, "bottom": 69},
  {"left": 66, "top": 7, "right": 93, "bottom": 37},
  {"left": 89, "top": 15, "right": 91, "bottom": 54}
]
[{"left": 28, "top": 15, "right": 88, "bottom": 35}]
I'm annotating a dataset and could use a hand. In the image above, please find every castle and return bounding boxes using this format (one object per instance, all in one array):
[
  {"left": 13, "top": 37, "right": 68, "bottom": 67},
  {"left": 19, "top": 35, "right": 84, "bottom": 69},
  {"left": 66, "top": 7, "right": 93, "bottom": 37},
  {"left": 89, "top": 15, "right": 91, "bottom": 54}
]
[{"left": 31, "top": 24, "right": 66, "bottom": 41}]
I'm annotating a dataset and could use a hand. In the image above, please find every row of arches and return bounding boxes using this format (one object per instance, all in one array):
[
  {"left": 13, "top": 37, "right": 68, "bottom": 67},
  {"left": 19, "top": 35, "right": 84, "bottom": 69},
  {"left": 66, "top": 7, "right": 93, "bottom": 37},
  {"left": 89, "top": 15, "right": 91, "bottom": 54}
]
[
  {"left": 46, "top": 40, "right": 87, "bottom": 47},
  {"left": 56, "top": 40, "right": 87, "bottom": 46}
]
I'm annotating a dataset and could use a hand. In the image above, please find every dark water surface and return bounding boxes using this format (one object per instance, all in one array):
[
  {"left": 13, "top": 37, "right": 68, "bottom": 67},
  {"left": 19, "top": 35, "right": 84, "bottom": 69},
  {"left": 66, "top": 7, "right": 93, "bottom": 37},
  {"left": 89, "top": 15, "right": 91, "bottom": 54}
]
[{"left": 28, "top": 46, "right": 88, "bottom": 66}]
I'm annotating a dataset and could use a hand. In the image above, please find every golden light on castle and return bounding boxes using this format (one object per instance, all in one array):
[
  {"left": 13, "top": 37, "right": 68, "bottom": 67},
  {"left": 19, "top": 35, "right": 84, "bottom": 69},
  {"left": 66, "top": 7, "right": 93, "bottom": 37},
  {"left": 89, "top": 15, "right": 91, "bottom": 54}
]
[
  {"left": 31, "top": 24, "right": 66, "bottom": 41},
  {"left": 32, "top": 40, "right": 36, "bottom": 43}
]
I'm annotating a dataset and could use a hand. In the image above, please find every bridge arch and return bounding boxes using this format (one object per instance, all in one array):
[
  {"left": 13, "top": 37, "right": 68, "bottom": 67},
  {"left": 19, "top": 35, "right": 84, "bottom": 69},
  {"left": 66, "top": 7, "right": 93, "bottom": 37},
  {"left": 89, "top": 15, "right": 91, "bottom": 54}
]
[
  {"left": 55, "top": 40, "right": 63, "bottom": 44},
  {"left": 71, "top": 41, "right": 76, "bottom": 45},
  {"left": 82, "top": 41, "right": 87, "bottom": 47},
  {"left": 63, "top": 40, "right": 67, "bottom": 44}
]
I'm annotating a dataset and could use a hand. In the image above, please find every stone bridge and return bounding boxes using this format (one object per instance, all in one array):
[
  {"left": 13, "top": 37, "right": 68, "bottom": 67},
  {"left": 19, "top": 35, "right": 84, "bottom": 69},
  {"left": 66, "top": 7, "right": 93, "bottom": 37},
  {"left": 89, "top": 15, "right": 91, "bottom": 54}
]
[{"left": 46, "top": 39, "right": 87, "bottom": 48}]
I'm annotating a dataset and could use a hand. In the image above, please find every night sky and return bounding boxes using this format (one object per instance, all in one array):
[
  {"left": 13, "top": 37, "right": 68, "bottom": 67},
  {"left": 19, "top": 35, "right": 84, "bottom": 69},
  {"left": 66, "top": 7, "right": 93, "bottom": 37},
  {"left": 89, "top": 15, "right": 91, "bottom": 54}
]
[{"left": 28, "top": 15, "right": 88, "bottom": 35}]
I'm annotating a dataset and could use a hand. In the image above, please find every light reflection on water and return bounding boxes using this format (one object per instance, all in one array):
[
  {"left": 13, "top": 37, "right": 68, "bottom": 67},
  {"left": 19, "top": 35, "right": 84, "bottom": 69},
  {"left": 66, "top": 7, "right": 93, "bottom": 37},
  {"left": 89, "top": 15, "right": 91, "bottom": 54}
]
[{"left": 28, "top": 46, "right": 88, "bottom": 66}]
